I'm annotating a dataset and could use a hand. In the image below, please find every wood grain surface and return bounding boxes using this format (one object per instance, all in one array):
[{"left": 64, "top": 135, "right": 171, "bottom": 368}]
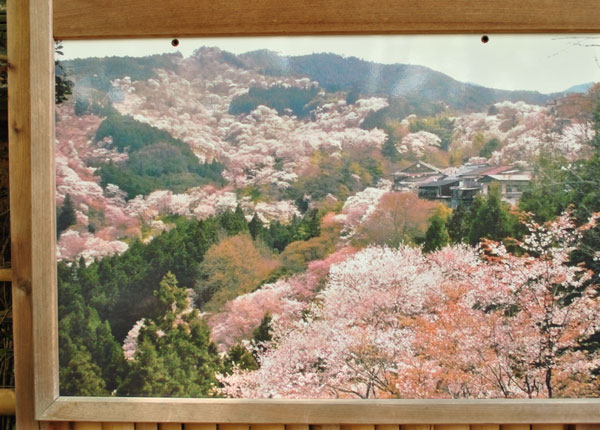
[
  {"left": 7, "top": 0, "right": 35, "bottom": 427},
  {"left": 54, "top": 0, "right": 600, "bottom": 39},
  {"left": 30, "top": 0, "right": 59, "bottom": 417},
  {"left": 38, "top": 398, "right": 600, "bottom": 423}
]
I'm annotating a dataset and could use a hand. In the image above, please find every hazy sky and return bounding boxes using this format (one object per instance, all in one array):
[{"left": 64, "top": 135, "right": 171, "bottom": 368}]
[{"left": 62, "top": 35, "right": 600, "bottom": 94}]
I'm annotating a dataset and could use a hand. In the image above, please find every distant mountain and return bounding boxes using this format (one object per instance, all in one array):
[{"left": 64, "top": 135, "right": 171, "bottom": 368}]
[
  {"left": 558, "top": 82, "right": 595, "bottom": 94},
  {"left": 238, "top": 50, "right": 550, "bottom": 112},
  {"left": 63, "top": 53, "right": 182, "bottom": 92},
  {"left": 63, "top": 48, "right": 553, "bottom": 114}
]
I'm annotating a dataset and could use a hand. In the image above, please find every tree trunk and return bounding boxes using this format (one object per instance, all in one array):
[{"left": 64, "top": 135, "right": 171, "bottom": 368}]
[{"left": 546, "top": 367, "right": 553, "bottom": 398}]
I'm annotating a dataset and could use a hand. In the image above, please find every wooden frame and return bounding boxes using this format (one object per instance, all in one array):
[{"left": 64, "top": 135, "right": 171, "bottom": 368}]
[{"left": 8, "top": 0, "right": 600, "bottom": 427}]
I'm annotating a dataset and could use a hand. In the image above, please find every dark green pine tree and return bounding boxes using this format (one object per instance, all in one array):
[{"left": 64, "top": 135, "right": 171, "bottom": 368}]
[
  {"left": 518, "top": 153, "right": 572, "bottom": 223},
  {"left": 303, "top": 209, "right": 321, "bottom": 239},
  {"left": 220, "top": 205, "right": 249, "bottom": 235},
  {"left": 60, "top": 346, "right": 108, "bottom": 396},
  {"left": 293, "top": 210, "right": 320, "bottom": 241},
  {"left": 423, "top": 213, "right": 450, "bottom": 253},
  {"left": 446, "top": 202, "right": 473, "bottom": 243},
  {"left": 468, "top": 184, "right": 517, "bottom": 245},
  {"left": 267, "top": 221, "right": 292, "bottom": 252},
  {"left": 252, "top": 312, "right": 272, "bottom": 354},
  {"left": 57, "top": 193, "right": 77, "bottom": 237},
  {"left": 74, "top": 97, "right": 90, "bottom": 116},
  {"left": 223, "top": 343, "right": 258, "bottom": 374},
  {"left": 248, "top": 213, "right": 264, "bottom": 240},
  {"left": 55, "top": 42, "right": 73, "bottom": 105},
  {"left": 118, "top": 272, "right": 222, "bottom": 397},
  {"left": 118, "top": 335, "right": 170, "bottom": 396},
  {"left": 58, "top": 278, "right": 127, "bottom": 395},
  {"left": 381, "top": 130, "right": 400, "bottom": 162}
]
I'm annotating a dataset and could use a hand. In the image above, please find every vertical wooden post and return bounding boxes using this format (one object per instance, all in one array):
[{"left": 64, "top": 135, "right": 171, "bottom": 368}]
[
  {"left": 434, "top": 426, "right": 469, "bottom": 430},
  {"left": 40, "top": 422, "right": 70, "bottom": 430},
  {"left": 501, "top": 426, "right": 530, "bottom": 430},
  {"left": 219, "top": 425, "right": 250, "bottom": 430},
  {"left": 376, "top": 426, "right": 399, "bottom": 430},
  {"left": 286, "top": 426, "right": 309, "bottom": 430},
  {"left": 74, "top": 424, "right": 102, "bottom": 430},
  {"left": 186, "top": 424, "right": 217, "bottom": 430},
  {"left": 103, "top": 423, "right": 136, "bottom": 430},
  {"left": 341, "top": 426, "right": 375, "bottom": 430},
  {"left": 7, "top": 0, "right": 35, "bottom": 428},
  {"left": 135, "top": 424, "right": 158, "bottom": 430},
  {"left": 531, "top": 426, "right": 567, "bottom": 430},
  {"left": 251, "top": 425, "right": 285, "bottom": 430},
  {"left": 8, "top": 0, "right": 55, "bottom": 423},
  {"left": 30, "top": 0, "right": 58, "bottom": 416},
  {"left": 158, "top": 424, "right": 182, "bottom": 430}
]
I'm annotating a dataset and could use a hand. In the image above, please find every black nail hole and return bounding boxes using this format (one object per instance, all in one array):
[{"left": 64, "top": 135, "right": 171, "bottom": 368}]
[
  {"left": 171, "top": 39, "right": 180, "bottom": 47},
  {"left": 481, "top": 35, "right": 489, "bottom": 44}
]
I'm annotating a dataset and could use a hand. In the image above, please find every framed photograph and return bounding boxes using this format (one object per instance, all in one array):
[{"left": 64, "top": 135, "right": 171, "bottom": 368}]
[{"left": 9, "top": 0, "right": 600, "bottom": 425}]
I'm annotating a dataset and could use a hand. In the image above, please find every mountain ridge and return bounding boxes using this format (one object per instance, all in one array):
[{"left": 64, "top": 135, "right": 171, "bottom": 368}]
[
  {"left": 236, "top": 49, "right": 551, "bottom": 111},
  {"left": 63, "top": 47, "right": 560, "bottom": 114}
]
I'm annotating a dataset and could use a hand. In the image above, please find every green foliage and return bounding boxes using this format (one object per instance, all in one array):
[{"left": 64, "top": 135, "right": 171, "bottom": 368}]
[
  {"left": 480, "top": 137, "right": 501, "bottom": 158},
  {"left": 519, "top": 154, "right": 572, "bottom": 223},
  {"left": 60, "top": 347, "right": 108, "bottom": 396},
  {"left": 95, "top": 113, "right": 180, "bottom": 153},
  {"left": 361, "top": 97, "right": 446, "bottom": 131},
  {"left": 467, "top": 184, "right": 518, "bottom": 245},
  {"left": 58, "top": 206, "right": 322, "bottom": 354},
  {"left": 248, "top": 213, "right": 264, "bottom": 240},
  {"left": 261, "top": 209, "right": 321, "bottom": 252},
  {"left": 423, "top": 213, "right": 450, "bottom": 252},
  {"left": 63, "top": 53, "right": 179, "bottom": 92},
  {"left": 74, "top": 97, "right": 90, "bottom": 116},
  {"left": 446, "top": 202, "right": 472, "bottom": 243},
  {"left": 271, "top": 217, "right": 339, "bottom": 279},
  {"left": 381, "top": 129, "right": 400, "bottom": 162},
  {"left": 345, "top": 88, "right": 360, "bottom": 105},
  {"left": 93, "top": 112, "right": 224, "bottom": 198},
  {"left": 408, "top": 116, "right": 455, "bottom": 151},
  {"left": 58, "top": 261, "right": 126, "bottom": 394},
  {"left": 219, "top": 205, "right": 250, "bottom": 236},
  {"left": 57, "top": 194, "right": 76, "bottom": 237},
  {"left": 59, "top": 216, "right": 220, "bottom": 343},
  {"left": 118, "top": 273, "right": 222, "bottom": 397},
  {"left": 444, "top": 187, "right": 520, "bottom": 246},
  {"left": 228, "top": 84, "right": 320, "bottom": 118},
  {"left": 253, "top": 313, "right": 273, "bottom": 346},
  {"left": 55, "top": 43, "right": 73, "bottom": 105},
  {"left": 287, "top": 149, "right": 385, "bottom": 204},
  {"left": 247, "top": 312, "right": 273, "bottom": 359},
  {"left": 223, "top": 343, "right": 258, "bottom": 374}
]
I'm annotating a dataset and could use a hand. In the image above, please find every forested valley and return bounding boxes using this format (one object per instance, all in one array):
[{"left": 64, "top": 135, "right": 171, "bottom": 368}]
[{"left": 55, "top": 46, "right": 600, "bottom": 398}]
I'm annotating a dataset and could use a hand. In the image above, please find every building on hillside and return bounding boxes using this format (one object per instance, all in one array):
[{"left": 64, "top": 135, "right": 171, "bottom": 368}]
[
  {"left": 418, "top": 163, "right": 532, "bottom": 207},
  {"left": 393, "top": 161, "right": 443, "bottom": 191},
  {"left": 450, "top": 179, "right": 482, "bottom": 208},
  {"left": 479, "top": 171, "right": 533, "bottom": 206},
  {"left": 417, "top": 178, "right": 460, "bottom": 202}
]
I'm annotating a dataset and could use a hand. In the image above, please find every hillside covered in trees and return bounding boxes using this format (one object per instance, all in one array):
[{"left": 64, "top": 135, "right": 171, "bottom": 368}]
[{"left": 55, "top": 45, "right": 600, "bottom": 398}]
